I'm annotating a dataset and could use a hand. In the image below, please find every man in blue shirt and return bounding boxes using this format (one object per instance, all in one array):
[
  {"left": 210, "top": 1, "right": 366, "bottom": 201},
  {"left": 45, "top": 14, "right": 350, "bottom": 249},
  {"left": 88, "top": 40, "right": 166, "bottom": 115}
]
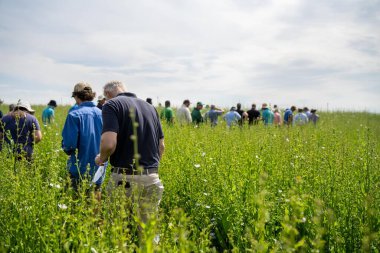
[
  {"left": 62, "top": 82, "right": 105, "bottom": 192},
  {"left": 283, "top": 106, "right": 296, "bottom": 126},
  {"left": 42, "top": 100, "right": 57, "bottom": 125},
  {"left": 294, "top": 108, "right": 309, "bottom": 126},
  {"left": 223, "top": 106, "right": 241, "bottom": 128},
  {"left": 205, "top": 105, "right": 224, "bottom": 127}
]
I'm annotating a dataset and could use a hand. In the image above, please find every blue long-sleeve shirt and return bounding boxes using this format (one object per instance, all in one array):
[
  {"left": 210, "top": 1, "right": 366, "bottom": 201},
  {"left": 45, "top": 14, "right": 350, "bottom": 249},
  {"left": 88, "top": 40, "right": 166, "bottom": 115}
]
[{"left": 61, "top": 101, "right": 105, "bottom": 184}]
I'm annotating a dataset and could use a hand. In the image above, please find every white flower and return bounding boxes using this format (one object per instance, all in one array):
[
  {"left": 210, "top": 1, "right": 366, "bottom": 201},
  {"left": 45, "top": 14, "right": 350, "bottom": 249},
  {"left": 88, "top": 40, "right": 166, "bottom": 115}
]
[
  {"left": 203, "top": 179, "right": 208, "bottom": 182},
  {"left": 321, "top": 146, "right": 325, "bottom": 149},
  {"left": 203, "top": 192, "right": 209, "bottom": 196},
  {"left": 301, "top": 217, "right": 306, "bottom": 223},
  {"left": 58, "top": 203, "right": 68, "bottom": 210},
  {"left": 205, "top": 205, "right": 211, "bottom": 209},
  {"left": 201, "top": 152, "right": 206, "bottom": 157},
  {"left": 194, "top": 164, "right": 201, "bottom": 168},
  {"left": 278, "top": 189, "right": 282, "bottom": 193},
  {"left": 286, "top": 138, "right": 290, "bottom": 142},
  {"left": 49, "top": 183, "right": 61, "bottom": 189}
]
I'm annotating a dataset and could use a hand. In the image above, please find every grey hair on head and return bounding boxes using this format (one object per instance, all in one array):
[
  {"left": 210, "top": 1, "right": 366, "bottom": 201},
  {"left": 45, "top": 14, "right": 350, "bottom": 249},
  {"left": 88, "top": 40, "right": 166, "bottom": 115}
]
[{"left": 103, "top": 81, "right": 126, "bottom": 93}]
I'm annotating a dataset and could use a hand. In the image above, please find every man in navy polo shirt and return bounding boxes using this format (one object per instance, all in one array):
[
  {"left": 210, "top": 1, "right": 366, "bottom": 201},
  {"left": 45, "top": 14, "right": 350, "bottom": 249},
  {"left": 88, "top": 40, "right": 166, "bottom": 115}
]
[
  {"left": 95, "top": 80, "right": 165, "bottom": 223},
  {"left": 62, "top": 82, "right": 105, "bottom": 192}
]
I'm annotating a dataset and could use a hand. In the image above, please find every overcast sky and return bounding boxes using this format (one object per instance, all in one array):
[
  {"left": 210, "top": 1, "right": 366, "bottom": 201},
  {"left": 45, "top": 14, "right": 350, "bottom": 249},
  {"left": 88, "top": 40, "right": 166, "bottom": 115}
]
[{"left": 0, "top": 0, "right": 379, "bottom": 112}]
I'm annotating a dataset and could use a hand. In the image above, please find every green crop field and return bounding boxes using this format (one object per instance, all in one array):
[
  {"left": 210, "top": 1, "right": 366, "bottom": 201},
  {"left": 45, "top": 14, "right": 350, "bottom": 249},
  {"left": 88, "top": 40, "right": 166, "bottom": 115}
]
[{"left": 0, "top": 105, "right": 379, "bottom": 252}]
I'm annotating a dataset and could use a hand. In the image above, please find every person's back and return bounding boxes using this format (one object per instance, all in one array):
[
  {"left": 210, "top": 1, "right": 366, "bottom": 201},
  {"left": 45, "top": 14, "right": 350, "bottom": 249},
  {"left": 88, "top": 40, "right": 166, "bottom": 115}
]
[
  {"left": 273, "top": 110, "right": 282, "bottom": 126},
  {"left": 160, "top": 101, "right": 174, "bottom": 124},
  {"left": 206, "top": 105, "right": 223, "bottom": 127},
  {"left": 62, "top": 102, "right": 102, "bottom": 177},
  {"left": 261, "top": 103, "right": 273, "bottom": 125},
  {"left": 236, "top": 103, "right": 246, "bottom": 125},
  {"left": 42, "top": 107, "right": 54, "bottom": 125},
  {"left": 224, "top": 107, "right": 241, "bottom": 127},
  {"left": 177, "top": 100, "right": 192, "bottom": 125},
  {"left": 283, "top": 108, "right": 291, "bottom": 124},
  {"left": 284, "top": 106, "right": 296, "bottom": 126},
  {"left": 293, "top": 109, "right": 308, "bottom": 126},
  {"left": 0, "top": 101, "right": 41, "bottom": 160},
  {"left": 247, "top": 104, "right": 260, "bottom": 125},
  {"left": 310, "top": 109, "right": 319, "bottom": 125},
  {"left": 96, "top": 81, "right": 165, "bottom": 224},
  {"left": 62, "top": 83, "right": 103, "bottom": 184},
  {"left": 262, "top": 108, "right": 274, "bottom": 125},
  {"left": 103, "top": 93, "right": 163, "bottom": 169},
  {"left": 42, "top": 100, "right": 57, "bottom": 125},
  {"left": 191, "top": 102, "right": 204, "bottom": 124}
]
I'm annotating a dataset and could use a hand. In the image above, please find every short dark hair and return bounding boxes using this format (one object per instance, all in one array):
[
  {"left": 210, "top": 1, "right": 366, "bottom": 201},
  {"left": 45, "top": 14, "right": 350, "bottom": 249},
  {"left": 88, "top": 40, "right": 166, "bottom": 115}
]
[
  {"left": 183, "top": 99, "right": 190, "bottom": 105},
  {"left": 165, "top": 100, "right": 171, "bottom": 107}
]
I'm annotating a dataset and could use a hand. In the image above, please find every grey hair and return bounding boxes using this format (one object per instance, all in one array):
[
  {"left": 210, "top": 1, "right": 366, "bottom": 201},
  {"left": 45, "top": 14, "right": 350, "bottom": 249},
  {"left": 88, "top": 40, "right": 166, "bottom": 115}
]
[{"left": 103, "top": 81, "right": 126, "bottom": 93}]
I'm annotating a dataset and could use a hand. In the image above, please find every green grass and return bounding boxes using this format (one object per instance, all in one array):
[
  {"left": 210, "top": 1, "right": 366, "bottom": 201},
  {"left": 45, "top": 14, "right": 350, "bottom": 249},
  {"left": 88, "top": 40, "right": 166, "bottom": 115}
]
[{"left": 0, "top": 105, "right": 379, "bottom": 252}]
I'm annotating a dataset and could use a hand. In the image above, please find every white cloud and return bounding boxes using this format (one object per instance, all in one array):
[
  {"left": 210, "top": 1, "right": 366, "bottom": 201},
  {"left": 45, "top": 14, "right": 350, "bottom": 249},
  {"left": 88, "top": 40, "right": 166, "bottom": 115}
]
[{"left": 0, "top": 0, "right": 379, "bottom": 112}]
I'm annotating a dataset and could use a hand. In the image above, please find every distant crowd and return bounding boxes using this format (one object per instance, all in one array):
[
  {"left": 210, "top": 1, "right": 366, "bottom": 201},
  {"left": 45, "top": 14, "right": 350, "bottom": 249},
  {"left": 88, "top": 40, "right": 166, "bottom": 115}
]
[
  {"left": 157, "top": 99, "right": 319, "bottom": 128},
  {"left": 0, "top": 85, "right": 319, "bottom": 228}
]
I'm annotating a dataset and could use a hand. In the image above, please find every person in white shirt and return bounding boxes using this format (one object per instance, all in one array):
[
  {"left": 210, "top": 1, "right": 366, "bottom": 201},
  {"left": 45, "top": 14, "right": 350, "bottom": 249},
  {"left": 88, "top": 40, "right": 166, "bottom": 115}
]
[{"left": 176, "top": 99, "right": 192, "bottom": 125}]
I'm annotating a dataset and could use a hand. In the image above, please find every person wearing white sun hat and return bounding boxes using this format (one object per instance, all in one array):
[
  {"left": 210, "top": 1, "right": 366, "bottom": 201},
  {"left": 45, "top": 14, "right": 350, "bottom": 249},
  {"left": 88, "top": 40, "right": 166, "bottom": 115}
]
[{"left": 0, "top": 99, "right": 42, "bottom": 161}]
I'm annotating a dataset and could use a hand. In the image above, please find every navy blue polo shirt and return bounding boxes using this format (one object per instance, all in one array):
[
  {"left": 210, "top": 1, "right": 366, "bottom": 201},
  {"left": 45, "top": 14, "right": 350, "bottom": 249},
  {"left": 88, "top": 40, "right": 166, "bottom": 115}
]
[{"left": 102, "top": 92, "right": 164, "bottom": 169}]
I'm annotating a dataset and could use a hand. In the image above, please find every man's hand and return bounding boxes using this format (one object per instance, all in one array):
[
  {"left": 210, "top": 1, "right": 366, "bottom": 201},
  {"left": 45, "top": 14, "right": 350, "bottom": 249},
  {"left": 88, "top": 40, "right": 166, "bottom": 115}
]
[
  {"left": 95, "top": 154, "right": 105, "bottom": 166},
  {"left": 96, "top": 131, "right": 117, "bottom": 166}
]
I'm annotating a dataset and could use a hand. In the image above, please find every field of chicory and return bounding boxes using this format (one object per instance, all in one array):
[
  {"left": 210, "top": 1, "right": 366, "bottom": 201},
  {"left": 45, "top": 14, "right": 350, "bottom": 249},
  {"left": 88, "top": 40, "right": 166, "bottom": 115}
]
[{"left": 0, "top": 105, "right": 379, "bottom": 252}]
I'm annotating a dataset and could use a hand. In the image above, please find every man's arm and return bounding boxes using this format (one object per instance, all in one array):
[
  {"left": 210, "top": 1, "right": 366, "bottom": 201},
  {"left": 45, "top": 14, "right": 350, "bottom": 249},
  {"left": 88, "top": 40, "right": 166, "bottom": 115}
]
[
  {"left": 186, "top": 109, "right": 192, "bottom": 123},
  {"left": 159, "top": 138, "right": 165, "bottom": 159},
  {"left": 95, "top": 131, "right": 117, "bottom": 165},
  {"left": 62, "top": 114, "right": 79, "bottom": 155},
  {"left": 32, "top": 117, "right": 42, "bottom": 143},
  {"left": 34, "top": 130, "right": 42, "bottom": 143}
]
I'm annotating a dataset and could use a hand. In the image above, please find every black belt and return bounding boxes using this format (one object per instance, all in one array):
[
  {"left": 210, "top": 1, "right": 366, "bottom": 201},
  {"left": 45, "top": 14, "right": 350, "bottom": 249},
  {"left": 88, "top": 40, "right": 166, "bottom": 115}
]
[{"left": 111, "top": 167, "right": 158, "bottom": 175}]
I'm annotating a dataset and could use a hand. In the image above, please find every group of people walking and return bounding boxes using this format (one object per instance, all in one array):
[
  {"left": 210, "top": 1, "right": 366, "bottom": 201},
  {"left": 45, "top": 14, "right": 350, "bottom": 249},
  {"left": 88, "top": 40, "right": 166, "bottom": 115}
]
[
  {"left": 160, "top": 100, "right": 320, "bottom": 128},
  {"left": 0, "top": 86, "right": 320, "bottom": 225},
  {"left": 0, "top": 81, "right": 165, "bottom": 223}
]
